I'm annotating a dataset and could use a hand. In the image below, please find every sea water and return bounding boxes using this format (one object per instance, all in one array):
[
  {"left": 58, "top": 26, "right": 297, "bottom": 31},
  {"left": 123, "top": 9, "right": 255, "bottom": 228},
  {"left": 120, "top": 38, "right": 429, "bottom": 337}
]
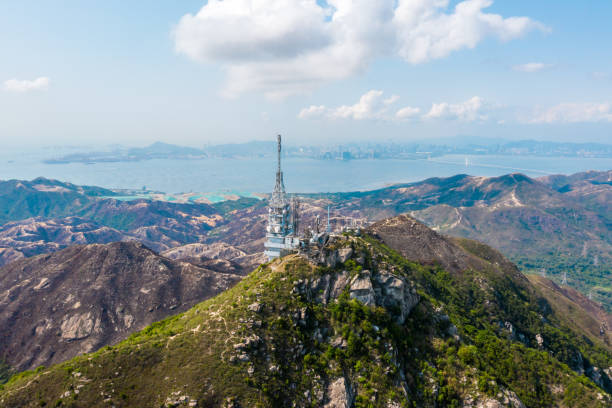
[{"left": 0, "top": 149, "right": 610, "bottom": 194}]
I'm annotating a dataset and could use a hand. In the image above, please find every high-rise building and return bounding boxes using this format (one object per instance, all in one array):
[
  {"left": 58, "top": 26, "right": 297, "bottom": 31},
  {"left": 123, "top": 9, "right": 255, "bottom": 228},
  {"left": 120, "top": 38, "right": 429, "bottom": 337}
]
[{"left": 264, "top": 135, "right": 300, "bottom": 261}]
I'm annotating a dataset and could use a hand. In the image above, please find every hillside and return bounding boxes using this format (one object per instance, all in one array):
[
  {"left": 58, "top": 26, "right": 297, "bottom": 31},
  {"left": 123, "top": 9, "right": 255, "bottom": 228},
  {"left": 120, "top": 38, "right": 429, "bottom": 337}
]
[
  {"left": 0, "top": 172, "right": 609, "bottom": 309},
  {"left": 526, "top": 275, "right": 612, "bottom": 349},
  {"left": 0, "top": 178, "right": 263, "bottom": 266},
  {"left": 0, "top": 242, "right": 240, "bottom": 372},
  {"left": 318, "top": 171, "right": 612, "bottom": 309},
  {"left": 2, "top": 216, "right": 611, "bottom": 407},
  {"left": 0, "top": 178, "right": 114, "bottom": 224}
]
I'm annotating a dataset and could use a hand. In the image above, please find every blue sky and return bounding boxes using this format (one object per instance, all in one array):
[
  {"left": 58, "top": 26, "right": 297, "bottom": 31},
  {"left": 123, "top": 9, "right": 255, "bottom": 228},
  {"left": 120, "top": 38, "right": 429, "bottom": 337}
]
[{"left": 0, "top": 0, "right": 611, "bottom": 147}]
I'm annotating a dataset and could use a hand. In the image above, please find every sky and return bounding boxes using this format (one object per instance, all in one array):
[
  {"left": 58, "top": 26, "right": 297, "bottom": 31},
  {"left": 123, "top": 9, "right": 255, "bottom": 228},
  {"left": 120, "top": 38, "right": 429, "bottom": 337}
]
[{"left": 0, "top": 0, "right": 611, "bottom": 148}]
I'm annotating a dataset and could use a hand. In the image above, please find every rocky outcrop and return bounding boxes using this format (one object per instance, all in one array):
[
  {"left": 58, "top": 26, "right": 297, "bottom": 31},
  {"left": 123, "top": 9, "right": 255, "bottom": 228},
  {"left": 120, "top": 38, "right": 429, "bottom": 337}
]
[
  {"left": 462, "top": 388, "right": 526, "bottom": 408},
  {"left": 324, "top": 377, "right": 354, "bottom": 408},
  {"left": 0, "top": 242, "right": 241, "bottom": 372},
  {"left": 373, "top": 270, "right": 420, "bottom": 324},
  {"left": 294, "top": 258, "right": 419, "bottom": 324},
  {"left": 349, "top": 271, "right": 376, "bottom": 306}
]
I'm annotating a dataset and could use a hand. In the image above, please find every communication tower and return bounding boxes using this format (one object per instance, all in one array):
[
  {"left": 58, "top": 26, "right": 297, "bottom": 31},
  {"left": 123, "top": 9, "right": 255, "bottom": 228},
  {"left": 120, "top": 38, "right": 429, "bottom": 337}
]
[{"left": 264, "top": 135, "right": 300, "bottom": 260}]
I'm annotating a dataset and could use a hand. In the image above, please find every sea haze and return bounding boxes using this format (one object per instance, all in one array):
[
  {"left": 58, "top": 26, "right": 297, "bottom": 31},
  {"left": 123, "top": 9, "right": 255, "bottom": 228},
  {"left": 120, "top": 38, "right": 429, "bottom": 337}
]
[{"left": 0, "top": 148, "right": 610, "bottom": 194}]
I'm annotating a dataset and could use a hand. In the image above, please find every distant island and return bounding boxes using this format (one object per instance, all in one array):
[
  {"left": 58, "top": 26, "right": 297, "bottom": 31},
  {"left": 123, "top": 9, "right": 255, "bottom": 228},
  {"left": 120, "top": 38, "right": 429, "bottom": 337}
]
[{"left": 43, "top": 139, "right": 612, "bottom": 164}]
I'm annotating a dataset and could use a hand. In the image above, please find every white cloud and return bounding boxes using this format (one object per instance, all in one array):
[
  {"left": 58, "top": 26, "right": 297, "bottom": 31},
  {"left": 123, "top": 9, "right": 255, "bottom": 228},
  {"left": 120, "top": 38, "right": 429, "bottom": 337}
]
[
  {"left": 174, "top": 0, "right": 546, "bottom": 98},
  {"left": 513, "top": 62, "right": 551, "bottom": 72},
  {"left": 396, "top": 106, "right": 421, "bottom": 119},
  {"left": 298, "top": 90, "right": 401, "bottom": 120},
  {"left": 3, "top": 77, "right": 50, "bottom": 92},
  {"left": 530, "top": 102, "right": 612, "bottom": 124},
  {"left": 298, "top": 105, "right": 327, "bottom": 119},
  {"left": 332, "top": 90, "right": 389, "bottom": 120},
  {"left": 393, "top": 0, "right": 547, "bottom": 64},
  {"left": 300, "top": 92, "right": 493, "bottom": 122},
  {"left": 423, "top": 96, "right": 487, "bottom": 121}
]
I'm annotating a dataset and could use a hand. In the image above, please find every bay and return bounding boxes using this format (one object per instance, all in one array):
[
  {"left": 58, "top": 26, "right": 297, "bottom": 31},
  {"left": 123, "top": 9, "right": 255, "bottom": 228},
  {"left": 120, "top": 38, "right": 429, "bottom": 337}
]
[{"left": 0, "top": 149, "right": 610, "bottom": 194}]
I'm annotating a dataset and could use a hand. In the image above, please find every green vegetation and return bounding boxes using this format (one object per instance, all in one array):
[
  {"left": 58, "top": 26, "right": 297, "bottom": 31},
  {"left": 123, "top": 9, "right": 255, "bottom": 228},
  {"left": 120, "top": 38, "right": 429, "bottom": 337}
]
[
  {"left": 515, "top": 255, "right": 612, "bottom": 311},
  {"left": 212, "top": 197, "right": 263, "bottom": 215},
  {"left": 1, "top": 235, "right": 611, "bottom": 407}
]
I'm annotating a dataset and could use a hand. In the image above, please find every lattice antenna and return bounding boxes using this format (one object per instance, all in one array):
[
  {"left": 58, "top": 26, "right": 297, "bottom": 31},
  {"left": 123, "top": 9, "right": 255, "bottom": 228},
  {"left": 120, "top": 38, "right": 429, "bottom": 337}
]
[{"left": 270, "top": 134, "right": 286, "bottom": 207}]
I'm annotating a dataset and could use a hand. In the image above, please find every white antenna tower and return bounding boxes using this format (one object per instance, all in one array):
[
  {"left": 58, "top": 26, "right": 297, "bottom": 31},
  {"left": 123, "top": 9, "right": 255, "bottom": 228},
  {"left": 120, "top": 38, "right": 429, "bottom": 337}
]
[{"left": 561, "top": 271, "right": 568, "bottom": 285}]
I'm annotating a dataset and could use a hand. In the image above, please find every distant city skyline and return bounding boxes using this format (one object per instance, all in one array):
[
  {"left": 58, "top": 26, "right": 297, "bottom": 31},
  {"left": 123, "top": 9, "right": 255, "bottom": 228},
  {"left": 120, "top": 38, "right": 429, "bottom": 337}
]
[{"left": 1, "top": 1, "right": 612, "bottom": 147}]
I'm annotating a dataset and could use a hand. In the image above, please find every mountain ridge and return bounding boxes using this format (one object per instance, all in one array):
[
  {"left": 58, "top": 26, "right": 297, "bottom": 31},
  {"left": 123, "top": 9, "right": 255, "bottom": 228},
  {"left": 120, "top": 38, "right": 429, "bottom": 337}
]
[
  {"left": 0, "top": 241, "right": 240, "bottom": 372},
  {"left": 2, "top": 215, "right": 611, "bottom": 407}
]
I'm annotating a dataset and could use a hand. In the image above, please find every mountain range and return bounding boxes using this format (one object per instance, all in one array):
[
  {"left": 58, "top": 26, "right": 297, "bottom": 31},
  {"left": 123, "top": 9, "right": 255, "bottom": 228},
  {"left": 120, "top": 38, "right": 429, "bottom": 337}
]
[
  {"left": 0, "top": 171, "right": 609, "bottom": 311},
  {"left": 1, "top": 215, "right": 611, "bottom": 407}
]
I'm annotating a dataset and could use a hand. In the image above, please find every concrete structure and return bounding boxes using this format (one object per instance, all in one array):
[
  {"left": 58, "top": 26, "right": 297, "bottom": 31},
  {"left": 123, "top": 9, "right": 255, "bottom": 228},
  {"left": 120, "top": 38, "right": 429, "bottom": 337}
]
[{"left": 264, "top": 135, "right": 300, "bottom": 261}]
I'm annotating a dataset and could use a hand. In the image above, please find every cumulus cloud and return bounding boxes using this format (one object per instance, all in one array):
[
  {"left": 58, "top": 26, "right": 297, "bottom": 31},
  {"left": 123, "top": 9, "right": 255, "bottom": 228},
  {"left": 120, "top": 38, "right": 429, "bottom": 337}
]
[
  {"left": 299, "top": 90, "right": 400, "bottom": 120},
  {"left": 513, "top": 62, "right": 551, "bottom": 72},
  {"left": 3, "top": 77, "right": 49, "bottom": 92},
  {"left": 174, "top": 0, "right": 546, "bottom": 98},
  {"left": 396, "top": 106, "right": 421, "bottom": 119},
  {"left": 423, "top": 96, "right": 487, "bottom": 121},
  {"left": 530, "top": 102, "right": 612, "bottom": 124},
  {"left": 298, "top": 91, "right": 491, "bottom": 123},
  {"left": 298, "top": 105, "right": 328, "bottom": 119}
]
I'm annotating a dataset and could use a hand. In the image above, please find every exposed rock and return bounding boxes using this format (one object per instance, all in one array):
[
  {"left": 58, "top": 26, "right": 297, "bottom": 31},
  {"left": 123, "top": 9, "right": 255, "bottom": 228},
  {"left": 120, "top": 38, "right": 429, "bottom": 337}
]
[
  {"left": 247, "top": 302, "right": 263, "bottom": 313},
  {"left": 293, "top": 261, "right": 419, "bottom": 323},
  {"left": 60, "top": 313, "right": 96, "bottom": 340},
  {"left": 330, "top": 271, "right": 351, "bottom": 300},
  {"left": 470, "top": 389, "right": 526, "bottom": 408},
  {"left": 535, "top": 333, "right": 544, "bottom": 348},
  {"left": 337, "top": 247, "right": 353, "bottom": 264},
  {"left": 374, "top": 271, "right": 419, "bottom": 324},
  {"left": 0, "top": 242, "right": 240, "bottom": 371},
  {"left": 324, "top": 377, "right": 354, "bottom": 408},
  {"left": 311, "top": 274, "right": 333, "bottom": 304},
  {"left": 331, "top": 337, "right": 348, "bottom": 349},
  {"left": 504, "top": 322, "right": 516, "bottom": 340},
  {"left": 349, "top": 271, "right": 376, "bottom": 306},
  {"left": 165, "top": 391, "right": 196, "bottom": 407},
  {"left": 233, "top": 335, "right": 262, "bottom": 353}
]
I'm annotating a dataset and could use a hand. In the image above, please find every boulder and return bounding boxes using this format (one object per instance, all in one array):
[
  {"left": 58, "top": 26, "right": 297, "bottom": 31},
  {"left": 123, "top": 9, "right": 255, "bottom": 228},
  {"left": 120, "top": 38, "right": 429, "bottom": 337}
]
[
  {"left": 349, "top": 271, "right": 376, "bottom": 306},
  {"left": 375, "top": 271, "right": 419, "bottom": 324},
  {"left": 337, "top": 247, "right": 353, "bottom": 264},
  {"left": 324, "top": 377, "right": 354, "bottom": 408}
]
